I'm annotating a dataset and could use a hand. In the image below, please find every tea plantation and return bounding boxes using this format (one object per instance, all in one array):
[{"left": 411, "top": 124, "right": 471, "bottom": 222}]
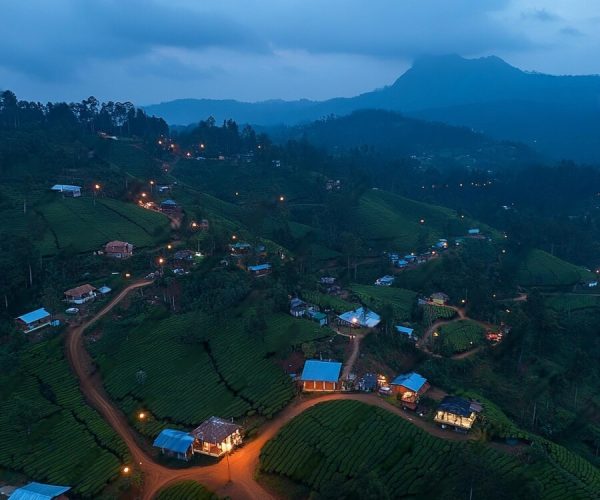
[
  {"left": 156, "top": 480, "right": 216, "bottom": 500},
  {"left": 260, "top": 400, "right": 600, "bottom": 499}
]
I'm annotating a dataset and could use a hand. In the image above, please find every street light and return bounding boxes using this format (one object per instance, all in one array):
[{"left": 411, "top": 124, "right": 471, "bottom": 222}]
[
  {"left": 93, "top": 183, "right": 100, "bottom": 206},
  {"left": 279, "top": 195, "right": 285, "bottom": 202},
  {"left": 167, "top": 244, "right": 172, "bottom": 250},
  {"left": 122, "top": 466, "right": 130, "bottom": 475},
  {"left": 138, "top": 412, "right": 146, "bottom": 420}
]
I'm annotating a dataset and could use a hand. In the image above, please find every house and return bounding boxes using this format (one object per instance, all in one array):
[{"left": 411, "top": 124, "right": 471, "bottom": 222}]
[
  {"left": 307, "top": 310, "right": 328, "bottom": 326},
  {"left": 390, "top": 372, "right": 430, "bottom": 409},
  {"left": 395, "top": 259, "right": 409, "bottom": 268},
  {"left": 160, "top": 199, "right": 179, "bottom": 212},
  {"left": 64, "top": 284, "right": 96, "bottom": 304},
  {"left": 192, "top": 417, "right": 243, "bottom": 457},
  {"left": 434, "top": 239, "right": 448, "bottom": 249},
  {"left": 468, "top": 228, "right": 480, "bottom": 235},
  {"left": 174, "top": 250, "right": 194, "bottom": 261},
  {"left": 319, "top": 276, "right": 336, "bottom": 285},
  {"left": 104, "top": 240, "right": 133, "bottom": 259},
  {"left": 97, "top": 285, "right": 111, "bottom": 296},
  {"left": 153, "top": 429, "right": 195, "bottom": 461},
  {"left": 290, "top": 298, "right": 307, "bottom": 317},
  {"left": 157, "top": 185, "right": 170, "bottom": 194},
  {"left": 9, "top": 482, "right": 70, "bottom": 500},
  {"left": 404, "top": 254, "right": 417, "bottom": 262},
  {"left": 300, "top": 360, "right": 343, "bottom": 391},
  {"left": 356, "top": 373, "right": 378, "bottom": 392},
  {"left": 229, "top": 242, "right": 252, "bottom": 255},
  {"left": 375, "top": 275, "right": 395, "bottom": 286},
  {"left": 434, "top": 396, "right": 478, "bottom": 431},
  {"left": 51, "top": 184, "right": 81, "bottom": 197},
  {"left": 15, "top": 308, "right": 52, "bottom": 333},
  {"left": 248, "top": 263, "right": 272, "bottom": 277},
  {"left": 430, "top": 292, "right": 449, "bottom": 306},
  {"left": 338, "top": 307, "right": 381, "bottom": 328},
  {"left": 255, "top": 244, "right": 267, "bottom": 257},
  {"left": 395, "top": 325, "right": 414, "bottom": 339}
]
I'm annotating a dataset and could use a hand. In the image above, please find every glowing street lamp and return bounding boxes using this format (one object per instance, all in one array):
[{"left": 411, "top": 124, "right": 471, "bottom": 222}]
[
  {"left": 125, "top": 273, "right": 131, "bottom": 278},
  {"left": 93, "top": 183, "right": 101, "bottom": 206},
  {"left": 141, "top": 192, "right": 147, "bottom": 198},
  {"left": 122, "top": 466, "right": 130, "bottom": 475},
  {"left": 279, "top": 195, "right": 285, "bottom": 202},
  {"left": 138, "top": 412, "right": 146, "bottom": 420},
  {"left": 419, "top": 218, "right": 425, "bottom": 224},
  {"left": 191, "top": 221, "right": 198, "bottom": 229},
  {"left": 232, "top": 234, "right": 237, "bottom": 240},
  {"left": 167, "top": 244, "right": 172, "bottom": 250},
  {"left": 158, "top": 257, "right": 164, "bottom": 265}
]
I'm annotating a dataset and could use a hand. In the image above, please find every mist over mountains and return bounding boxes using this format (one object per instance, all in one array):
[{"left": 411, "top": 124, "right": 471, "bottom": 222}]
[{"left": 145, "top": 54, "right": 600, "bottom": 163}]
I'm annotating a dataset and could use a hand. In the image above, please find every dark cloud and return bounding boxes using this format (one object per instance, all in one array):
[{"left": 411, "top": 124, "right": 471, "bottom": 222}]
[{"left": 521, "top": 8, "right": 562, "bottom": 22}]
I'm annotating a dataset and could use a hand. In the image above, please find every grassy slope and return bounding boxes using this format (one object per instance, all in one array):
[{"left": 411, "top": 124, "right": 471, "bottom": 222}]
[
  {"left": 517, "top": 249, "right": 593, "bottom": 287},
  {"left": 156, "top": 480, "right": 216, "bottom": 500},
  {"left": 350, "top": 284, "right": 416, "bottom": 321}
]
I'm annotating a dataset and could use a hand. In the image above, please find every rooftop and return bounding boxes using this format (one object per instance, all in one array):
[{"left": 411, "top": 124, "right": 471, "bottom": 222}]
[
  {"left": 153, "top": 429, "right": 194, "bottom": 454},
  {"left": 338, "top": 307, "right": 381, "bottom": 328},
  {"left": 9, "top": 482, "right": 71, "bottom": 500},
  {"left": 50, "top": 184, "right": 81, "bottom": 192},
  {"left": 438, "top": 396, "right": 473, "bottom": 417},
  {"left": 395, "top": 325, "right": 414, "bottom": 336},
  {"left": 248, "top": 264, "right": 271, "bottom": 272},
  {"left": 300, "top": 360, "right": 342, "bottom": 382},
  {"left": 64, "top": 284, "right": 96, "bottom": 297},
  {"left": 192, "top": 417, "right": 242, "bottom": 444},
  {"left": 16, "top": 308, "right": 51, "bottom": 324},
  {"left": 391, "top": 372, "right": 427, "bottom": 392}
]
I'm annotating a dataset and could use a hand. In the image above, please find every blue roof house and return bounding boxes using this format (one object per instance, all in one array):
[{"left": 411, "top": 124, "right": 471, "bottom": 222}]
[
  {"left": 395, "top": 259, "right": 409, "bottom": 268},
  {"left": 15, "top": 308, "right": 51, "bottom": 333},
  {"left": 390, "top": 372, "right": 430, "bottom": 408},
  {"left": 300, "top": 360, "right": 342, "bottom": 391},
  {"left": 338, "top": 307, "right": 381, "bottom": 328},
  {"left": 153, "top": 429, "right": 195, "bottom": 461},
  {"left": 9, "top": 482, "right": 71, "bottom": 500},
  {"left": 395, "top": 325, "right": 415, "bottom": 339},
  {"left": 248, "top": 263, "right": 272, "bottom": 276}
]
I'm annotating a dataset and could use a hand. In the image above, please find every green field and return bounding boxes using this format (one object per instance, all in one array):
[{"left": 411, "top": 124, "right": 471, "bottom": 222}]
[
  {"left": 90, "top": 311, "right": 331, "bottom": 434},
  {"left": 517, "top": 249, "right": 593, "bottom": 287},
  {"left": 350, "top": 284, "right": 416, "bottom": 321},
  {"left": 0, "top": 339, "right": 127, "bottom": 497},
  {"left": 260, "top": 400, "right": 600, "bottom": 499},
  {"left": 156, "top": 481, "right": 216, "bottom": 500},
  {"left": 544, "top": 293, "right": 600, "bottom": 313},
  {"left": 34, "top": 196, "right": 169, "bottom": 255},
  {"left": 423, "top": 304, "right": 457, "bottom": 321},
  {"left": 436, "top": 320, "right": 486, "bottom": 356},
  {"left": 301, "top": 290, "right": 358, "bottom": 313},
  {"left": 354, "top": 190, "right": 488, "bottom": 251}
]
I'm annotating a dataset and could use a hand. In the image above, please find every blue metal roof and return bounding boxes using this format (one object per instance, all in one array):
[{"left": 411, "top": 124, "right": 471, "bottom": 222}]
[
  {"left": 300, "top": 360, "right": 342, "bottom": 382},
  {"left": 9, "top": 482, "right": 70, "bottom": 500},
  {"left": 396, "top": 259, "right": 408, "bottom": 266},
  {"left": 161, "top": 199, "right": 177, "bottom": 205},
  {"left": 153, "top": 429, "right": 194, "bottom": 454},
  {"left": 438, "top": 396, "right": 473, "bottom": 417},
  {"left": 51, "top": 184, "right": 80, "bottom": 192},
  {"left": 395, "top": 325, "right": 414, "bottom": 336},
  {"left": 248, "top": 264, "right": 271, "bottom": 271},
  {"left": 16, "top": 308, "right": 50, "bottom": 325},
  {"left": 391, "top": 372, "right": 427, "bottom": 392},
  {"left": 338, "top": 307, "right": 381, "bottom": 328}
]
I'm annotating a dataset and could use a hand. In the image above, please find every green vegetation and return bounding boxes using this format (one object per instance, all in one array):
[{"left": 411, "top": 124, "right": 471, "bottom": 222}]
[
  {"left": 423, "top": 304, "right": 456, "bottom": 321},
  {"left": 90, "top": 310, "right": 330, "bottom": 433},
  {"left": 0, "top": 338, "right": 127, "bottom": 497},
  {"left": 156, "top": 481, "right": 216, "bottom": 500},
  {"left": 260, "top": 400, "right": 600, "bottom": 499},
  {"left": 350, "top": 284, "right": 416, "bottom": 321},
  {"left": 33, "top": 196, "right": 169, "bottom": 255},
  {"left": 436, "top": 320, "right": 486, "bottom": 356},
  {"left": 517, "top": 249, "right": 593, "bottom": 287},
  {"left": 301, "top": 290, "right": 358, "bottom": 313}
]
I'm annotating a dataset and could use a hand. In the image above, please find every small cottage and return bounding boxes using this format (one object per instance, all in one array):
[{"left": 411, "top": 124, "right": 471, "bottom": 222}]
[
  {"left": 104, "top": 240, "right": 133, "bottom": 259},
  {"left": 15, "top": 308, "right": 51, "bottom": 333},
  {"left": 434, "top": 396, "right": 478, "bottom": 431},
  {"left": 307, "top": 310, "right": 328, "bottom": 326},
  {"left": 192, "top": 417, "right": 243, "bottom": 457},
  {"left": 338, "top": 307, "right": 381, "bottom": 328},
  {"left": 390, "top": 372, "right": 430, "bottom": 409},
  {"left": 51, "top": 184, "right": 81, "bottom": 197},
  {"left": 229, "top": 242, "right": 252, "bottom": 255},
  {"left": 160, "top": 199, "right": 179, "bottom": 212},
  {"left": 248, "top": 263, "right": 272, "bottom": 277},
  {"left": 153, "top": 429, "right": 194, "bottom": 461},
  {"left": 290, "top": 297, "right": 307, "bottom": 317},
  {"left": 375, "top": 275, "right": 395, "bottom": 286},
  {"left": 395, "top": 325, "right": 414, "bottom": 339},
  {"left": 430, "top": 292, "right": 449, "bottom": 306},
  {"left": 64, "top": 284, "right": 96, "bottom": 304},
  {"left": 300, "top": 360, "right": 342, "bottom": 392},
  {"left": 9, "top": 482, "right": 71, "bottom": 500}
]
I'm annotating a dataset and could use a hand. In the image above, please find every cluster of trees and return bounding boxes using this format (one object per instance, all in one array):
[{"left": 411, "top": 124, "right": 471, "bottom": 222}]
[{"left": 0, "top": 91, "right": 167, "bottom": 138}]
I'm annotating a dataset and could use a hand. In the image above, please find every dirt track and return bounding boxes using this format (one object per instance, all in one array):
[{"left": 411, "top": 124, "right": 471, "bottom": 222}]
[{"left": 65, "top": 282, "right": 474, "bottom": 499}]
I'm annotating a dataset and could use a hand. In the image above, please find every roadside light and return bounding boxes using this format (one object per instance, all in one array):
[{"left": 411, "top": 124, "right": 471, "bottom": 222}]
[
  {"left": 461, "top": 299, "right": 466, "bottom": 304},
  {"left": 191, "top": 222, "right": 198, "bottom": 228},
  {"left": 158, "top": 140, "right": 162, "bottom": 145},
  {"left": 138, "top": 412, "right": 146, "bottom": 420},
  {"left": 235, "top": 192, "right": 239, "bottom": 196},
  {"left": 232, "top": 235, "right": 237, "bottom": 240},
  {"left": 95, "top": 184, "right": 100, "bottom": 190},
  {"left": 167, "top": 244, "right": 172, "bottom": 250},
  {"left": 123, "top": 466, "right": 130, "bottom": 474},
  {"left": 433, "top": 331, "right": 439, "bottom": 337},
  {"left": 502, "top": 249, "right": 506, "bottom": 254},
  {"left": 125, "top": 273, "right": 131, "bottom": 278},
  {"left": 141, "top": 192, "right": 147, "bottom": 198},
  {"left": 150, "top": 180, "right": 154, "bottom": 185},
  {"left": 158, "top": 257, "right": 164, "bottom": 265},
  {"left": 506, "top": 309, "right": 511, "bottom": 313},
  {"left": 419, "top": 218, "right": 425, "bottom": 224},
  {"left": 200, "top": 143, "right": 205, "bottom": 149},
  {"left": 279, "top": 195, "right": 285, "bottom": 202}
]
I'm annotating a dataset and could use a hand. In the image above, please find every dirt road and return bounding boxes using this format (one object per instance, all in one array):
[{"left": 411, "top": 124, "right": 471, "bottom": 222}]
[{"left": 65, "top": 282, "right": 474, "bottom": 500}]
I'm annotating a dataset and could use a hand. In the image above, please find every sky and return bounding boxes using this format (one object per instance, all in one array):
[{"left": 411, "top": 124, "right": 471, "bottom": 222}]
[{"left": 1, "top": 0, "right": 599, "bottom": 105}]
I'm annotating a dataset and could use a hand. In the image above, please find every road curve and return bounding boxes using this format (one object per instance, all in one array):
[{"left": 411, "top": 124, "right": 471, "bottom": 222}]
[{"left": 65, "top": 282, "right": 473, "bottom": 500}]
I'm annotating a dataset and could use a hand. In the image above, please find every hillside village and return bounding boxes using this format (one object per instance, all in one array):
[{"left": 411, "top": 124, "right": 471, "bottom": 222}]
[{"left": 1, "top": 100, "right": 600, "bottom": 500}]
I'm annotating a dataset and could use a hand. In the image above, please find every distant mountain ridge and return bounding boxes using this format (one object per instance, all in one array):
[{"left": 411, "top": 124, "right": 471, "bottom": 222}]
[{"left": 144, "top": 55, "right": 600, "bottom": 162}]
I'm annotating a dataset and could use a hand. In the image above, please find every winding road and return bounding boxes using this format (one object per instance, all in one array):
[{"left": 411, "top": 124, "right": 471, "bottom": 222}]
[{"left": 65, "top": 282, "right": 474, "bottom": 499}]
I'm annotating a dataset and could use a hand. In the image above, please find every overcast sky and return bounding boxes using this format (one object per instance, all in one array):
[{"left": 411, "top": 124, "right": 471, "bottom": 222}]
[{"left": 1, "top": 0, "right": 599, "bottom": 105}]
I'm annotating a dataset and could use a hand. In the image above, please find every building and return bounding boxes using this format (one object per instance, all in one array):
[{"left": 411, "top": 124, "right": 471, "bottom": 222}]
[
  {"left": 430, "top": 292, "right": 449, "bottom": 306},
  {"left": 104, "top": 240, "right": 133, "bottom": 259},
  {"left": 307, "top": 310, "right": 328, "bottom": 326},
  {"left": 390, "top": 372, "right": 430, "bottom": 409},
  {"left": 356, "top": 373, "right": 378, "bottom": 392},
  {"left": 375, "top": 275, "right": 395, "bottom": 286},
  {"left": 192, "top": 417, "right": 243, "bottom": 457},
  {"left": 395, "top": 259, "right": 409, "bottom": 268},
  {"left": 160, "top": 199, "right": 179, "bottom": 212},
  {"left": 248, "top": 263, "right": 272, "bottom": 277},
  {"left": 174, "top": 250, "right": 194, "bottom": 261},
  {"left": 15, "top": 308, "right": 51, "bottom": 333},
  {"left": 97, "top": 285, "right": 111, "bottom": 296},
  {"left": 434, "top": 396, "right": 478, "bottom": 431},
  {"left": 290, "top": 298, "right": 307, "bottom": 317},
  {"left": 434, "top": 239, "right": 449, "bottom": 249},
  {"left": 153, "top": 429, "right": 195, "bottom": 461},
  {"left": 395, "top": 325, "right": 414, "bottom": 339},
  {"left": 9, "top": 482, "right": 70, "bottom": 500},
  {"left": 300, "top": 360, "right": 343, "bottom": 392},
  {"left": 338, "top": 307, "right": 381, "bottom": 328},
  {"left": 64, "top": 284, "right": 96, "bottom": 304},
  {"left": 404, "top": 254, "right": 417, "bottom": 262},
  {"left": 51, "top": 184, "right": 81, "bottom": 197},
  {"left": 319, "top": 276, "right": 336, "bottom": 285},
  {"left": 468, "top": 228, "right": 480, "bottom": 235},
  {"left": 229, "top": 242, "right": 252, "bottom": 255}
]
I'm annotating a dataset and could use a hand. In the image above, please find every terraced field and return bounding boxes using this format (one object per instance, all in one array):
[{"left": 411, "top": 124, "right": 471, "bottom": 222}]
[
  {"left": 90, "top": 311, "right": 331, "bottom": 436},
  {"left": 436, "top": 320, "right": 486, "bottom": 356},
  {"left": 0, "top": 339, "right": 127, "bottom": 497},
  {"left": 156, "top": 480, "right": 216, "bottom": 500},
  {"left": 34, "top": 196, "right": 169, "bottom": 255},
  {"left": 350, "top": 284, "right": 416, "bottom": 321},
  {"left": 517, "top": 249, "right": 593, "bottom": 287},
  {"left": 260, "top": 400, "right": 600, "bottom": 499}
]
